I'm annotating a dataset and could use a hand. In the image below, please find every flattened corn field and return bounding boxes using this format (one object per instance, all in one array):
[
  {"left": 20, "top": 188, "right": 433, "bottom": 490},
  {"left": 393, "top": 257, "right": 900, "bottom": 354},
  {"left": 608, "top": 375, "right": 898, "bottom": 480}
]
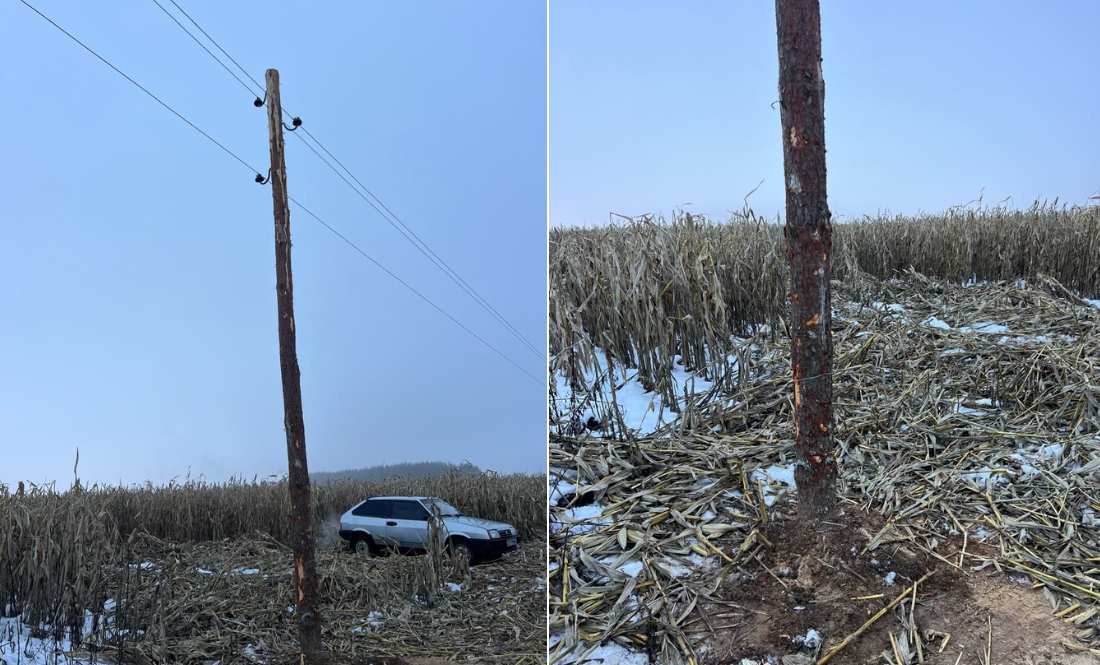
[
  {"left": 549, "top": 206, "right": 1100, "bottom": 664},
  {"left": 0, "top": 472, "right": 546, "bottom": 664}
]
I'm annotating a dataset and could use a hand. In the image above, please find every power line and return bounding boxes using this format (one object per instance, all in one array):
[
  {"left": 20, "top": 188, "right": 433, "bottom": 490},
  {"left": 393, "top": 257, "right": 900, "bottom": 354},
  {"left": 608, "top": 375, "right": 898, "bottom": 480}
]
[
  {"left": 15, "top": 0, "right": 541, "bottom": 389},
  {"left": 288, "top": 198, "right": 542, "bottom": 385},
  {"left": 150, "top": 0, "right": 256, "bottom": 96},
  {"left": 149, "top": 0, "right": 546, "bottom": 369},
  {"left": 282, "top": 126, "right": 546, "bottom": 363},
  {"left": 153, "top": 0, "right": 546, "bottom": 362},
  {"left": 165, "top": 0, "right": 265, "bottom": 93},
  {"left": 291, "top": 127, "right": 548, "bottom": 362},
  {"left": 166, "top": 0, "right": 546, "bottom": 362},
  {"left": 16, "top": 0, "right": 259, "bottom": 176}
]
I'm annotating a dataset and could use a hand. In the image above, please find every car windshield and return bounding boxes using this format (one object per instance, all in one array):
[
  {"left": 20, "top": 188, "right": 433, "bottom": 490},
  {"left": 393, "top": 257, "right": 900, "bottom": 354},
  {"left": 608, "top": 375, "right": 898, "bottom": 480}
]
[{"left": 423, "top": 498, "right": 462, "bottom": 517}]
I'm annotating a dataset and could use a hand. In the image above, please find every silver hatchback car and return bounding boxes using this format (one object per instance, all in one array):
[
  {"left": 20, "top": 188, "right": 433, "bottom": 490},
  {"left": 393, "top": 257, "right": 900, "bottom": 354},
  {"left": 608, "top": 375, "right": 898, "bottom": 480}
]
[{"left": 338, "top": 496, "right": 519, "bottom": 563}]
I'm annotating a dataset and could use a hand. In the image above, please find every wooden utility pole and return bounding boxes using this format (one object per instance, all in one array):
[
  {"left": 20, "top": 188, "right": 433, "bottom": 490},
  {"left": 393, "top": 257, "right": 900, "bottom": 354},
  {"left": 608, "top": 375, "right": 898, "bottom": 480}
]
[
  {"left": 775, "top": 0, "right": 837, "bottom": 518},
  {"left": 265, "top": 68, "right": 322, "bottom": 660}
]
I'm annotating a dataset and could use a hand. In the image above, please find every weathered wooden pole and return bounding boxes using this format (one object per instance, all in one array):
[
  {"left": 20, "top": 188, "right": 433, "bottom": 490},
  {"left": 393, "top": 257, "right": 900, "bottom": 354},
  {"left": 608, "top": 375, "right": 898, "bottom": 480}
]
[
  {"left": 775, "top": 0, "right": 837, "bottom": 518},
  {"left": 264, "top": 68, "right": 322, "bottom": 660}
]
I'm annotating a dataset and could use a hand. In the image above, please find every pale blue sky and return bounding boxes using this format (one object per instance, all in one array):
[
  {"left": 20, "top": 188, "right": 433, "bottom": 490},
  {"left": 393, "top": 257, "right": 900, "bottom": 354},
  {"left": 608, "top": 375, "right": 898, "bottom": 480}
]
[
  {"left": 1, "top": 1, "right": 546, "bottom": 485},
  {"left": 550, "top": 1, "right": 1099, "bottom": 225}
]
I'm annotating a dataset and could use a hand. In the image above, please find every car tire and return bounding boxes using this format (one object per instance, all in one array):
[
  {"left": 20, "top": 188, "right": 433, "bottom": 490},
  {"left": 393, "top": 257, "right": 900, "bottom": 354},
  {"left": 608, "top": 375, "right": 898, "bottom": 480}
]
[
  {"left": 352, "top": 534, "right": 374, "bottom": 556},
  {"left": 448, "top": 539, "right": 474, "bottom": 565}
]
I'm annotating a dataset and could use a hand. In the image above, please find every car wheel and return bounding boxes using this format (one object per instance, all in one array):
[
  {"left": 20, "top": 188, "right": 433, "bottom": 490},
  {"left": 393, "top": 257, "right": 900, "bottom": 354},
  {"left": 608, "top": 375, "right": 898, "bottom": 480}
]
[
  {"left": 448, "top": 540, "right": 474, "bottom": 564},
  {"left": 352, "top": 535, "right": 374, "bottom": 556}
]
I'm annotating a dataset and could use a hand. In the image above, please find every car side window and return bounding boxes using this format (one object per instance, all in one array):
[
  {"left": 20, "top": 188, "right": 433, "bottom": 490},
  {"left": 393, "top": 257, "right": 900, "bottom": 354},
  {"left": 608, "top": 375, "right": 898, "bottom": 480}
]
[
  {"left": 390, "top": 500, "right": 429, "bottom": 521},
  {"left": 352, "top": 500, "right": 391, "bottom": 518}
]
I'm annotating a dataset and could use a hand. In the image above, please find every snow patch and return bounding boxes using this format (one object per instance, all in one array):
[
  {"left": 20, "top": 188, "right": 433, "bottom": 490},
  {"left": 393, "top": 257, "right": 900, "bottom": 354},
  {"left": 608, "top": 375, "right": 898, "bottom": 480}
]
[
  {"left": 1009, "top": 453, "right": 1040, "bottom": 476},
  {"left": 553, "top": 503, "right": 612, "bottom": 537},
  {"left": 796, "top": 628, "right": 822, "bottom": 650},
  {"left": 872, "top": 302, "right": 906, "bottom": 313},
  {"left": 0, "top": 614, "right": 87, "bottom": 665},
  {"left": 960, "top": 321, "right": 1009, "bottom": 334},
  {"left": 553, "top": 351, "right": 717, "bottom": 436},
  {"left": 1040, "top": 443, "right": 1064, "bottom": 459},
  {"left": 750, "top": 465, "right": 795, "bottom": 507},
  {"left": 752, "top": 465, "right": 795, "bottom": 487},
  {"left": 656, "top": 553, "right": 710, "bottom": 577},
  {"left": 959, "top": 469, "right": 1008, "bottom": 486},
  {"left": 550, "top": 638, "right": 651, "bottom": 665},
  {"left": 549, "top": 478, "right": 576, "bottom": 505}
]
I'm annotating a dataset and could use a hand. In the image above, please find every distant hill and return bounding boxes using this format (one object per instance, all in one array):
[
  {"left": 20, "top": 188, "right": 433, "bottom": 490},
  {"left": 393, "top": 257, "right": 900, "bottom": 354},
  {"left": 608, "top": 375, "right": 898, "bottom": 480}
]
[{"left": 311, "top": 461, "right": 482, "bottom": 484}]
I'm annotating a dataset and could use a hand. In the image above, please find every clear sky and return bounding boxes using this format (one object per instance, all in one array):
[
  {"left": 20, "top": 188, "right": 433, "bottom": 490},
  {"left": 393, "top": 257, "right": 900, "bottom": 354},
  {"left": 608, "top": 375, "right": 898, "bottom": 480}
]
[
  {"left": 550, "top": 1, "right": 1100, "bottom": 226},
  {"left": 0, "top": 1, "right": 546, "bottom": 486}
]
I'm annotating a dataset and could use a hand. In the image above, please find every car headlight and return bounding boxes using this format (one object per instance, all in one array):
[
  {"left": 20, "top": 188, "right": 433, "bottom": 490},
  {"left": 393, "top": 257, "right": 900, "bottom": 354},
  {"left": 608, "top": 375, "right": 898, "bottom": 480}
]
[{"left": 488, "top": 529, "right": 500, "bottom": 539}]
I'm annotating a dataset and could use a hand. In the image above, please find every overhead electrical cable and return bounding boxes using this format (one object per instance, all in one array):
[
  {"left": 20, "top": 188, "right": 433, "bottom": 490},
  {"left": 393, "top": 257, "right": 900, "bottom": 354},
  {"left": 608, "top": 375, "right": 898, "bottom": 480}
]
[
  {"left": 154, "top": 0, "right": 546, "bottom": 362},
  {"left": 16, "top": 0, "right": 541, "bottom": 388}
]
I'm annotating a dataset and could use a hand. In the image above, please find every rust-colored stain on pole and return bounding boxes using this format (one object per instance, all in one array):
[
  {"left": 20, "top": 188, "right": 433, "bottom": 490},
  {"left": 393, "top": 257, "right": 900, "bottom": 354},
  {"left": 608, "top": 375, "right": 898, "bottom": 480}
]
[
  {"left": 265, "top": 68, "right": 322, "bottom": 659},
  {"left": 775, "top": 0, "right": 838, "bottom": 518}
]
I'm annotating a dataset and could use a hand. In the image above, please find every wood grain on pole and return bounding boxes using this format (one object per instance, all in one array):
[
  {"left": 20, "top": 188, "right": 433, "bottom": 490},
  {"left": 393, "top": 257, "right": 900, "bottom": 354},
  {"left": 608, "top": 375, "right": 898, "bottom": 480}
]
[
  {"left": 775, "top": 0, "right": 838, "bottom": 517},
  {"left": 265, "top": 67, "right": 322, "bottom": 659}
]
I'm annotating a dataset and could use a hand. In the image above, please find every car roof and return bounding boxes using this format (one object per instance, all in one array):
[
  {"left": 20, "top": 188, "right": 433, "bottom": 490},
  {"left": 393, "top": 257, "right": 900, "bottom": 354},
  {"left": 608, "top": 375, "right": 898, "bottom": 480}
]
[{"left": 364, "top": 496, "right": 438, "bottom": 501}]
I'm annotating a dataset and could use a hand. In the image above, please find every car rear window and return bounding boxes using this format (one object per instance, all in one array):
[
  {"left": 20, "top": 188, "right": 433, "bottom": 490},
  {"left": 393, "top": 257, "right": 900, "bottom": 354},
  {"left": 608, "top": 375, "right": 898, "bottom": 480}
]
[
  {"left": 390, "top": 500, "right": 430, "bottom": 521},
  {"left": 352, "top": 499, "right": 392, "bottom": 518}
]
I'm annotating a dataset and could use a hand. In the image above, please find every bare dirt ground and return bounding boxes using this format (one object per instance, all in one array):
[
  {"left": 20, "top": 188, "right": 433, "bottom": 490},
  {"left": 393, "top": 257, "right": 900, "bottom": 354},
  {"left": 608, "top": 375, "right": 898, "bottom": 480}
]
[
  {"left": 266, "top": 657, "right": 485, "bottom": 665},
  {"left": 697, "top": 501, "right": 1098, "bottom": 665}
]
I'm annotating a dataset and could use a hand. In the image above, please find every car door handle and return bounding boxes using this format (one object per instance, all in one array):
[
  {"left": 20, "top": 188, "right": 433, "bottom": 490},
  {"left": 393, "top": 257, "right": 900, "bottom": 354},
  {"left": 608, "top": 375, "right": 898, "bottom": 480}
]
[{"left": 386, "top": 521, "right": 397, "bottom": 526}]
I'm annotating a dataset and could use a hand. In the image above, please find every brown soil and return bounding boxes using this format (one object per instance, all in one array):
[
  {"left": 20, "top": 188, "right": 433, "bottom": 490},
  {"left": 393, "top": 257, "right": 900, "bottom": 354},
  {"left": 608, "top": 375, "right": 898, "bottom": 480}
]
[
  {"left": 698, "top": 501, "right": 1098, "bottom": 665},
  {"left": 267, "top": 655, "right": 404, "bottom": 665},
  {"left": 268, "top": 655, "right": 480, "bottom": 665}
]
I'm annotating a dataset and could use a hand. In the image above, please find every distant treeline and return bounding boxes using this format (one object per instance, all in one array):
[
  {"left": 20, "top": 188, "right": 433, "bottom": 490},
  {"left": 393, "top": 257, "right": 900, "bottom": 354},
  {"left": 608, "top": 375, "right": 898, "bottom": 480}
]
[{"left": 311, "top": 461, "right": 482, "bottom": 484}]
